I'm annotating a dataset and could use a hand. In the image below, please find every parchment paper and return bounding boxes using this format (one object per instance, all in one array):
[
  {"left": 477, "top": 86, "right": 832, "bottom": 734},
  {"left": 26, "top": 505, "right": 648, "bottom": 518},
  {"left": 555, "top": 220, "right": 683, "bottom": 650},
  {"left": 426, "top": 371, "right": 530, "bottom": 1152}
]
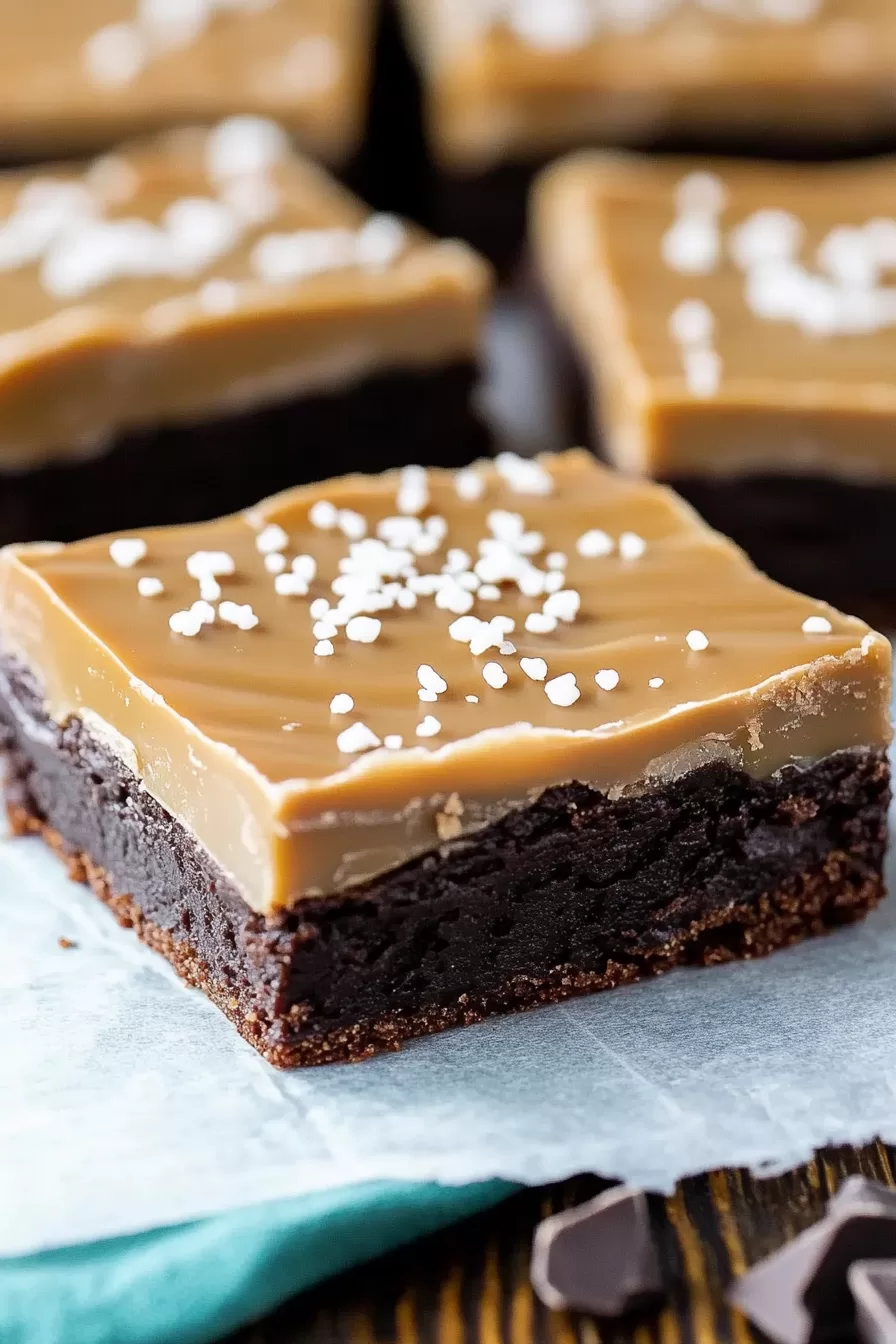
[{"left": 3, "top": 795, "right": 896, "bottom": 1258}]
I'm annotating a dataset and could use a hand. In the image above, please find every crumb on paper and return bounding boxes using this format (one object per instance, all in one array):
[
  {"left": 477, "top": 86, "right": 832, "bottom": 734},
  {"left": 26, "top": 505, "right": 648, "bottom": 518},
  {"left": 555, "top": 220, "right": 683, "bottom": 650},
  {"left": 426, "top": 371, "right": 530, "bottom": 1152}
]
[{"left": 435, "top": 792, "right": 464, "bottom": 842}]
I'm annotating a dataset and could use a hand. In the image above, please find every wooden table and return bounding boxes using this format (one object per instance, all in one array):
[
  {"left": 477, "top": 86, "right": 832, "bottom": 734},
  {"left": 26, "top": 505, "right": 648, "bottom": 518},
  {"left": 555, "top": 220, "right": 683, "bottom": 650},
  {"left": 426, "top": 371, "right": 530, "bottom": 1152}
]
[{"left": 232, "top": 1141, "right": 895, "bottom": 1343}]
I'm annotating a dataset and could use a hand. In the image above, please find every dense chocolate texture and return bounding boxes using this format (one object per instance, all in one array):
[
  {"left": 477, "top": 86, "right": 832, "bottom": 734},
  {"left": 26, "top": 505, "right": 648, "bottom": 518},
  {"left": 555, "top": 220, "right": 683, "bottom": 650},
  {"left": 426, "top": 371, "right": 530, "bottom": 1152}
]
[
  {"left": 1, "top": 656, "right": 888, "bottom": 1067},
  {"left": 0, "top": 360, "right": 488, "bottom": 545}
]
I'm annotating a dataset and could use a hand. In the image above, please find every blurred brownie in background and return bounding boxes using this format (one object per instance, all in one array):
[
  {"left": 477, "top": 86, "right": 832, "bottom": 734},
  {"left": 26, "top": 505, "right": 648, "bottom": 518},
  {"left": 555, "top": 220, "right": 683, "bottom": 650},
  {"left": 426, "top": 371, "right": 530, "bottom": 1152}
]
[
  {"left": 395, "top": 0, "right": 896, "bottom": 271},
  {"left": 532, "top": 149, "right": 896, "bottom": 619},
  {"left": 0, "top": 116, "right": 492, "bottom": 545},
  {"left": 0, "top": 0, "right": 374, "bottom": 177}
]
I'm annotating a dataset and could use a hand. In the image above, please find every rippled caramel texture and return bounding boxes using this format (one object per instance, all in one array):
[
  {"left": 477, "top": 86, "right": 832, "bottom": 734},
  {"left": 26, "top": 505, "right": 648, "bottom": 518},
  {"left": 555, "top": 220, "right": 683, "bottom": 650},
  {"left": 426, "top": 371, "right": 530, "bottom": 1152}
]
[
  {"left": 0, "top": 451, "right": 889, "bottom": 915},
  {"left": 0, "top": 0, "right": 371, "bottom": 162},
  {"left": 399, "top": 0, "right": 896, "bottom": 169},
  {"left": 0, "top": 125, "right": 489, "bottom": 468},
  {"left": 534, "top": 152, "right": 896, "bottom": 481}
]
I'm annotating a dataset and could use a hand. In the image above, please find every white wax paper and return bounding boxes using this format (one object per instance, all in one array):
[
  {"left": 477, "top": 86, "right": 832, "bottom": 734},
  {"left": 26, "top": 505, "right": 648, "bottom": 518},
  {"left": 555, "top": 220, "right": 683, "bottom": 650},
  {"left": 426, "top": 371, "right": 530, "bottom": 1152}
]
[{"left": 3, "top": 794, "right": 896, "bottom": 1258}]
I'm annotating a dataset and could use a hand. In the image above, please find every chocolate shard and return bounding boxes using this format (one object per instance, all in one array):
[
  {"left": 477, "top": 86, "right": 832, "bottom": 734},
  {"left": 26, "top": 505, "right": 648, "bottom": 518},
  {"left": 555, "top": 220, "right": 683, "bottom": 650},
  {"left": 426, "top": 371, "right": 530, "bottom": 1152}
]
[
  {"left": 530, "top": 1186, "right": 663, "bottom": 1317},
  {"left": 849, "top": 1260, "right": 896, "bottom": 1344},
  {"left": 729, "top": 1183, "right": 896, "bottom": 1344},
  {"left": 802, "top": 1215, "right": 896, "bottom": 1338},
  {"left": 829, "top": 1177, "right": 896, "bottom": 1219},
  {"left": 728, "top": 1220, "right": 831, "bottom": 1344}
]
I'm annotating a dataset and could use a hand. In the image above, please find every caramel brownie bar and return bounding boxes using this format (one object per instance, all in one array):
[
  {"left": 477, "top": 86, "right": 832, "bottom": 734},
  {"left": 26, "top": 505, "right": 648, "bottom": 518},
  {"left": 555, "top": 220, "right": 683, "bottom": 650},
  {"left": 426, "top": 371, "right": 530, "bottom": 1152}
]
[
  {"left": 0, "top": 0, "right": 373, "bottom": 170},
  {"left": 0, "top": 450, "right": 889, "bottom": 1066},
  {"left": 397, "top": 0, "right": 896, "bottom": 270},
  {"left": 0, "top": 116, "right": 492, "bottom": 544},
  {"left": 534, "top": 151, "right": 896, "bottom": 618}
]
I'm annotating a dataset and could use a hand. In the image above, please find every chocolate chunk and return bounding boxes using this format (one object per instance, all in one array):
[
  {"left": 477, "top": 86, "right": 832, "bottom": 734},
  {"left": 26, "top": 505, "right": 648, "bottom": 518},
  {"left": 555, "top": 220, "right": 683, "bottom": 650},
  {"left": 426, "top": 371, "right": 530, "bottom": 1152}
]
[
  {"left": 803, "top": 1216, "right": 896, "bottom": 1338},
  {"left": 729, "top": 1182, "right": 896, "bottom": 1344},
  {"left": 728, "top": 1220, "right": 831, "bottom": 1344},
  {"left": 829, "top": 1177, "right": 896, "bottom": 1219},
  {"left": 530, "top": 1187, "right": 663, "bottom": 1317},
  {"left": 849, "top": 1261, "right": 896, "bottom": 1344}
]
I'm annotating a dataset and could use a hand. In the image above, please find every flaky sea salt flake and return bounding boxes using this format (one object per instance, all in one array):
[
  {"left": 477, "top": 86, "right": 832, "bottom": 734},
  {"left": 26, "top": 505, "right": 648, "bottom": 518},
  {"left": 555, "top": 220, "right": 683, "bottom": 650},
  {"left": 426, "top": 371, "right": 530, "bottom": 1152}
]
[{"left": 109, "top": 537, "right": 147, "bottom": 568}]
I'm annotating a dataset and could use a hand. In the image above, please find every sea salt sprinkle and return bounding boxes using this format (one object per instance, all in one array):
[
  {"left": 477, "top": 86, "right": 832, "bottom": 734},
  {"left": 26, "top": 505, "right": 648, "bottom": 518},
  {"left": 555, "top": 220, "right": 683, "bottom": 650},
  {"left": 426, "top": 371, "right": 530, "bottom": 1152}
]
[
  {"left": 137, "top": 576, "right": 164, "bottom": 597},
  {"left": 802, "top": 614, "right": 833, "bottom": 634},
  {"left": 494, "top": 451, "right": 553, "bottom": 496},
  {"left": 490, "top": 0, "right": 821, "bottom": 50},
  {"left": 309, "top": 500, "right": 338, "bottom": 530},
  {"left": 455, "top": 468, "right": 485, "bottom": 501},
  {"left": 169, "top": 599, "right": 216, "bottom": 637},
  {"left": 594, "top": 668, "right": 620, "bottom": 691},
  {"left": 186, "top": 550, "right": 235, "bottom": 579},
  {"left": 337, "top": 722, "right": 381, "bottom": 754},
  {"left": 724, "top": 202, "right": 896, "bottom": 339},
  {"left": 199, "top": 576, "right": 222, "bottom": 601},
  {"left": 482, "top": 661, "right": 509, "bottom": 689},
  {"left": 544, "top": 672, "right": 580, "bottom": 707},
  {"left": 543, "top": 590, "right": 580, "bottom": 622},
  {"left": 648, "top": 676, "right": 665, "bottom": 689},
  {"left": 576, "top": 529, "right": 613, "bottom": 558},
  {"left": 345, "top": 616, "right": 381, "bottom": 644},
  {"left": 314, "top": 639, "right": 335, "bottom": 656},
  {"left": 218, "top": 601, "right": 259, "bottom": 631},
  {"left": 416, "top": 715, "right": 441, "bottom": 738},
  {"left": 397, "top": 465, "right": 429, "bottom": 516},
  {"left": 418, "top": 664, "right": 448, "bottom": 695},
  {"left": 329, "top": 693, "right": 354, "bottom": 714},
  {"left": 686, "top": 629, "right": 710, "bottom": 651},
  {"left": 255, "top": 523, "right": 288, "bottom": 554},
  {"left": 109, "top": 537, "right": 147, "bottom": 568},
  {"left": 618, "top": 532, "right": 647, "bottom": 560},
  {"left": 525, "top": 612, "right": 557, "bottom": 634},
  {"left": 520, "top": 657, "right": 548, "bottom": 681}
]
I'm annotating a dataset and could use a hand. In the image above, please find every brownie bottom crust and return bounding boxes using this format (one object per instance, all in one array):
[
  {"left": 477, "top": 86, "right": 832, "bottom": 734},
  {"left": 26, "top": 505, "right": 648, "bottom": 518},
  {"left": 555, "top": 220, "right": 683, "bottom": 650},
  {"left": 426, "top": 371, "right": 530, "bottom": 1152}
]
[
  {"left": 0, "top": 360, "right": 490, "bottom": 546},
  {"left": 1, "top": 658, "right": 889, "bottom": 1068}
]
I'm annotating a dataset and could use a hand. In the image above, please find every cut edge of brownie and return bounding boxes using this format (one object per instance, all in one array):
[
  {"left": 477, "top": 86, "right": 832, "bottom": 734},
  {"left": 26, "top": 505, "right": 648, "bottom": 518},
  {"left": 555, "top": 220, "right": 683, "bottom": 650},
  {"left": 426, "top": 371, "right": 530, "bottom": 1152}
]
[{"left": 1, "top": 655, "right": 889, "bottom": 1067}]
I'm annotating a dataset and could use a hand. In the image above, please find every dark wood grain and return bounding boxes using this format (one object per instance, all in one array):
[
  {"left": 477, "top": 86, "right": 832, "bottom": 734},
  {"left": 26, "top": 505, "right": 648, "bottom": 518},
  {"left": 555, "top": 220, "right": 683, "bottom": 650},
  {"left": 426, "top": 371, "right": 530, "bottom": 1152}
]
[{"left": 231, "top": 1142, "right": 896, "bottom": 1344}]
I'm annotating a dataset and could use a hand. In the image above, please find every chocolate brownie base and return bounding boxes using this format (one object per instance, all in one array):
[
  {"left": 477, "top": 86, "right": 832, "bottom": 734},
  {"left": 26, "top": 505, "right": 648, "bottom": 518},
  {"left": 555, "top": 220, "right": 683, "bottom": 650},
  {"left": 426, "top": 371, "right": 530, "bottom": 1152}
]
[
  {"left": 0, "top": 360, "right": 490, "bottom": 546},
  {"left": 1, "top": 657, "right": 888, "bottom": 1068}
]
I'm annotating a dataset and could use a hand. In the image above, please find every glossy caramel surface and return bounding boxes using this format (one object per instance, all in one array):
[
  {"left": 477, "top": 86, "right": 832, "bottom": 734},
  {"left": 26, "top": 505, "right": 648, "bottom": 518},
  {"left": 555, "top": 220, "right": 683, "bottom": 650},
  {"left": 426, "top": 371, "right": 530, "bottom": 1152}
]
[{"left": 1, "top": 451, "right": 889, "bottom": 912}]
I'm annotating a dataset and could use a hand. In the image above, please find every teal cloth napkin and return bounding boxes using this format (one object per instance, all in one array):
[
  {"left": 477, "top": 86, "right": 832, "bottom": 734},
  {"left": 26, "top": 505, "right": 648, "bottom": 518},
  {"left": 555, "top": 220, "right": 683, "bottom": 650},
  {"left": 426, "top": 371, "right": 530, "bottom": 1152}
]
[{"left": 1, "top": 1181, "right": 513, "bottom": 1344}]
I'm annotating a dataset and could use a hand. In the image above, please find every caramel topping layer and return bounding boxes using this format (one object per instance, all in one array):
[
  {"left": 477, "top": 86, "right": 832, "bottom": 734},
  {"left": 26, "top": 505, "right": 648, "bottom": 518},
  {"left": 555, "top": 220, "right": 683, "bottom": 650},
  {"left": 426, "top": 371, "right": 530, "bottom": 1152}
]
[
  {"left": 0, "top": 119, "right": 490, "bottom": 468},
  {"left": 1, "top": 451, "right": 889, "bottom": 915},
  {"left": 0, "top": 0, "right": 371, "bottom": 163},
  {"left": 534, "top": 152, "right": 896, "bottom": 480},
  {"left": 400, "top": 0, "right": 896, "bottom": 168}
]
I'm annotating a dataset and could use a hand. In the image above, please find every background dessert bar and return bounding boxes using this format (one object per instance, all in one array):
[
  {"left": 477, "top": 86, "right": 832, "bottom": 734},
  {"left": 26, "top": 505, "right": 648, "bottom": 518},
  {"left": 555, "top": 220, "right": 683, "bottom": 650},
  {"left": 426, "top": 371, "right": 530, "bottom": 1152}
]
[
  {"left": 533, "top": 150, "right": 896, "bottom": 618},
  {"left": 0, "top": 115, "right": 492, "bottom": 544},
  {"left": 395, "top": 0, "right": 896, "bottom": 270}
]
